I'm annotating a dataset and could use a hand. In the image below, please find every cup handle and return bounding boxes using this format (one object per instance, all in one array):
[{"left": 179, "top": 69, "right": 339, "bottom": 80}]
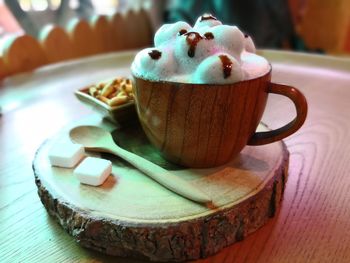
[{"left": 248, "top": 83, "right": 308, "bottom": 145}]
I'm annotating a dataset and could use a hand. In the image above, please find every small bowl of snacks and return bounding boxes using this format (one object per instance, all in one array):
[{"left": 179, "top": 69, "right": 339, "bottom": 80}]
[{"left": 75, "top": 77, "right": 137, "bottom": 125}]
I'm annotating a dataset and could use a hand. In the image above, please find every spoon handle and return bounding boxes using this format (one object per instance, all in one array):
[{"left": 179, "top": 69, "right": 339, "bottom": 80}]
[{"left": 108, "top": 145, "right": 211, "bottom": 204}]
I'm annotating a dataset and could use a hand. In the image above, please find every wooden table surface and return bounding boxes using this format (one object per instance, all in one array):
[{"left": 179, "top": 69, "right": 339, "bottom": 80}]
[{"left": 1, "top": 50, "right": 350, "bottom": 263}]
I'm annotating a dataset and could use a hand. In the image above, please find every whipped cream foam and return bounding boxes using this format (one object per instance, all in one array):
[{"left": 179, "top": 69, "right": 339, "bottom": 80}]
[{"left": 131, "top": 14, "right": 270, "bottom": 84}]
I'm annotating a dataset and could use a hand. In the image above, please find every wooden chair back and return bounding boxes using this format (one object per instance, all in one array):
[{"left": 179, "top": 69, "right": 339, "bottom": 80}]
[
  {"left": 0, "top": 9, "right": 153, "bottom": 80},
  {"left": 90, "top": 15, "right": 114, "bottom": 53},
  {"left": 67, "top": 18, "right": 99, "bottom": 58},
  {"left": 2, "top": 34, "right": 47, "bottom": 75},
  {"left": 110, "top": 12, "right": 128, "bottom": 51},
  {"left": 40, "top": 25, "right": 75, "bottom": 63},
  {"left": 0, "top": 56, "right": 8, "bottom": 79}
]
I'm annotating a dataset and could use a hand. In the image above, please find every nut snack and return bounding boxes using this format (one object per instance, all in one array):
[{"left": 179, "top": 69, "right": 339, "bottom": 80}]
[{"left": 87, "top": 77, "right": 134, "bottom": 107}]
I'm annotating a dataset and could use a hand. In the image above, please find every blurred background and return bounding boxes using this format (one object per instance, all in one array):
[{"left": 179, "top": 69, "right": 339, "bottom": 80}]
[{"left": 0, "top": 0, "right": 349, "bottom": 54}]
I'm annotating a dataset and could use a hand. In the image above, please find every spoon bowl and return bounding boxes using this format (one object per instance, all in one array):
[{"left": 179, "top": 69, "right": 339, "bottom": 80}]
[{"left": 70, "top": 125, "right": 114, "bottom": 149}]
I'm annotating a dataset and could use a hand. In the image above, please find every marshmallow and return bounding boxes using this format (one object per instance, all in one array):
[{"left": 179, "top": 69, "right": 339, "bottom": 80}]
[
  {"left": 194, "top": 54, "right": 243, "bottom": 84},
  {"left": 131, "top": 47, "right": 177, "bottom": 81},
  {"left": 210, "top": 25, "right": 245, "bottom": 60},
  {"left": 241, "top": 52, "right": 271, "bottom": 79},
  {"left": 193, "top": 14, "right": 222, "bottom": 29},
  {"left": 174, "top": 32, "right": 214, "bottom": 73},
  {"left": 74, "top": 157, "right": 112, "bottom": 186},
  {"left": 244, "top": 35, "right": 256, "bottom": 53},
  {"left": 154, "top": 21, "right": 191, "bottom": 47},
  {"left": 48, "top": 141, "right": 84, "bottom": 168}
]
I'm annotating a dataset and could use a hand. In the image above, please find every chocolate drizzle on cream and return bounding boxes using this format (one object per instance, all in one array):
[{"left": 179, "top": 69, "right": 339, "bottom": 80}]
[
  {"left": 219, "top": 55, "right": 233, "bottom": 78},
  {"left": 204, "top": 32, "right": 214, "bottom": 40},
  {"left": 184, "top": 32, "right": 203, "bottom": 57},
  {"left": 148, "top": 49, "right": 162, "bottom": 60},
  {"left": 183, "top": 31, "right": 214, "bottom": 57},
  {"left": 200, "top": 14, "right": 218, "bottom": 22},
  {"left": 178, "top": 29, "right": 188, "bottom": 36}
]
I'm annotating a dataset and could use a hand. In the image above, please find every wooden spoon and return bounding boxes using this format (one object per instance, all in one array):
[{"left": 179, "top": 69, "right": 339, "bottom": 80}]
[{"left": 69, "top": 125, "right": 211, "bottom": 204}]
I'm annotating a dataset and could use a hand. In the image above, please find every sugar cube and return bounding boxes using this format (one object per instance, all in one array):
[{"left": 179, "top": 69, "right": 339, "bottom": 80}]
[
  {"left": 74, "top": 157, "right": 112, "bottom": 186},
  {"left": 49, "top": 141, "right": 84, "bottom": 168}
]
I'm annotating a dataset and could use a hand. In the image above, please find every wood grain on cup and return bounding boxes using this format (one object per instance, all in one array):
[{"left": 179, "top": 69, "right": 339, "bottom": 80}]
[{"left": 134, "top": 73, "right": 265, "bottom": 167}]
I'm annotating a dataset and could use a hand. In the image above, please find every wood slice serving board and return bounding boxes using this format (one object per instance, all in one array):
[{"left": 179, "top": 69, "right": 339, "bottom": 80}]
[{"left": 33, "top": 119, "right": 289, "bottom": 262}]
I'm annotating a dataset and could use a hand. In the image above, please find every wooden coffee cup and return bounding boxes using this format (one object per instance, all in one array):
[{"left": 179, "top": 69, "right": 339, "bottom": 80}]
[{"left": 133, "top": 69, "right": 307, "bottom": 168}]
